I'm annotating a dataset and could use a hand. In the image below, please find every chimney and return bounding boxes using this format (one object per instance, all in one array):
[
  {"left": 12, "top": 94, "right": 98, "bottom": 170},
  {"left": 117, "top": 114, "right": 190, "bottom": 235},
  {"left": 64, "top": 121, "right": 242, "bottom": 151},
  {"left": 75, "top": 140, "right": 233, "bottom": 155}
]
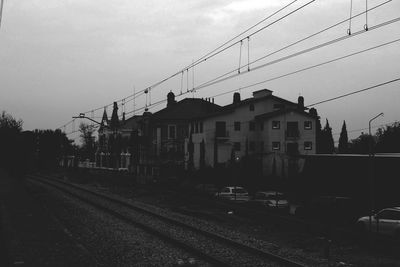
[
  {"left": 298, "top": 96, "right": 304, "bottom": 109},
  {"left": 253, "top": 89, "right": 272, "bottom": 98},
  {"left": 167, "top": 91, "right": 176, "bottom": 107},
  {"left": 233, "top": 92, "right": 241, "bottom": 104}
]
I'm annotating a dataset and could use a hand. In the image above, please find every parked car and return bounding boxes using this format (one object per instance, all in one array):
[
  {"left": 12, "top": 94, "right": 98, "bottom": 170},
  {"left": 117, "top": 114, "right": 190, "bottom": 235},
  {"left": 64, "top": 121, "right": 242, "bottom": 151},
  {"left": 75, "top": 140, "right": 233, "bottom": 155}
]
[
  {"left": 215, "top": 186, "right": 249, "bottom": 202},
  {"left": 252, "top": 191, "right": 289, "bottom": 209},
  {"left": 357, "top": 207, "right": 400, "bottom": 238}
]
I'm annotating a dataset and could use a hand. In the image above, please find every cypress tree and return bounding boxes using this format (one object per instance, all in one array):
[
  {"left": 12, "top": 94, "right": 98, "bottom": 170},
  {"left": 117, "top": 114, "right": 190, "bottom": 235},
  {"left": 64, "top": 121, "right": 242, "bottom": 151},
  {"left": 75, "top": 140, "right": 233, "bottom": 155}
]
[
  {"left": 338, "top": 120, "right": 349, "bottom": 153},
  {"left": 323, "top": 119, "right": 335, "bottom": 154},
  {"left": 309, "top": 108, "right": 323, "bottom": 153}
]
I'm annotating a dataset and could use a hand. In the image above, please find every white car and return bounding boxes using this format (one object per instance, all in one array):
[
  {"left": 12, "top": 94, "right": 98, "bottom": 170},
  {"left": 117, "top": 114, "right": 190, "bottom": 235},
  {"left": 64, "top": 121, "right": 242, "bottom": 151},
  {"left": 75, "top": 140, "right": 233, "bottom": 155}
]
[
  {"left": 252, "top": 191, "right": 289, "bottom": 209},
  {"left": 216, "top": 186, "right": 249, "bottom": 202},
  {"left": 357, "top": 207, "right": 400, "bottom": 238}
]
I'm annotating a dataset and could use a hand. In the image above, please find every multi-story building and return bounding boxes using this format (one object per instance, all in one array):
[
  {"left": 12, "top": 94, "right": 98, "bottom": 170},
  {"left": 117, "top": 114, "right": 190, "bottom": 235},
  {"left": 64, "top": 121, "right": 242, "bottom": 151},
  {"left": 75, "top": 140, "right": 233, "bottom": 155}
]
[
  {"left": 96, "top": 102, "right": 142, "bottom": 170},
  {"left": 138, "top": 92, "right": 221, "bottom": 180},
  {"left": 187, "top": 89, "right": 317, "bottom": 178}
]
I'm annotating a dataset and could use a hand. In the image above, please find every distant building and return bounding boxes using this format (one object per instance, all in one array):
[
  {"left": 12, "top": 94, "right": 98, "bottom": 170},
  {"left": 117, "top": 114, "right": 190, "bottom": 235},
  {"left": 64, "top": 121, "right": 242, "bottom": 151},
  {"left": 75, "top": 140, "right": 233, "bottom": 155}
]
[
  {"left": 96, "top": 102, "right": 142, "bottom": 170},
  {"left": 187, "top": 89, "right": 317, "bottom": 178},
  {"left": 135, "top": 92, "right": 221, "bottom": 181}
]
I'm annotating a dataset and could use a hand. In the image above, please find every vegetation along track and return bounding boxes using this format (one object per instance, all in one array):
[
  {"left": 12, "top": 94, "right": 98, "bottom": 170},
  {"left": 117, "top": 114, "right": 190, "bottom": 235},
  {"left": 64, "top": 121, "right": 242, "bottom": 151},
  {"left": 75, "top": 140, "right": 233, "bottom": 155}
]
[{"left": 26, "top": 174, "right": 307, "bottom": 267}]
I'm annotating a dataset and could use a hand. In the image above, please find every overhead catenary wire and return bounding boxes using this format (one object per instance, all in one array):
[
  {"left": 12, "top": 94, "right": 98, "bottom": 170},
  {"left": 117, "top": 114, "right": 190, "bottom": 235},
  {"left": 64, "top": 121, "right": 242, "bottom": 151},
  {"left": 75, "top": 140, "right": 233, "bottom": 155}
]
[
  {"left": 195, "top": 14, "right": 400, "bottom": 91},
  {"left": 306, "top": 78, "right": 400, "bottom": 107},
  {"left": 179, "top": 78, "right": 400, "bottom": 140},
  {"left": 208, "top": 37, "right": 400, "bottom": 99},
  {"left": 365, "top": 0, "right": 369, "bottom": 31},
  {"left": 195, "top": 0, "right": 392, "bottom": 90},
  {"left": 120, "top": 36, "right": 400, "bottom": 120},
  {"left": 61, "top": 0, "right": 393, "bottom": 130},
  {"left": 188, "top": 0, "right": 300, "bottom": 68},
  {"left": 348, "top": 0, "right": 353, "bottom": 35},
  {"left": 0, "top": 0, "right": 4, "bottom": 29},
  {"left": 77, "top": 0, "right": 316, "bottom": 117}
]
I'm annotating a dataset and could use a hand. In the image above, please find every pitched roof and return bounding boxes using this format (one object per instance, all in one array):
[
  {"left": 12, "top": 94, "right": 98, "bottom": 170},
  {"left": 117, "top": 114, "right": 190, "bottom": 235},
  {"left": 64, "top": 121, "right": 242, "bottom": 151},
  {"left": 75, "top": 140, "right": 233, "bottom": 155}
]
[
  {"left": 120, "top": 115, "right": 142, "bottom": 130},
  {"left": 255, "top": 108, "right": 317, "bottom": 120},
  {"left": 196, "top": 94, "right": 300, "bottom": 119},
  {"left": 151, "top": 98, "right": 222, "bottom": 121}
]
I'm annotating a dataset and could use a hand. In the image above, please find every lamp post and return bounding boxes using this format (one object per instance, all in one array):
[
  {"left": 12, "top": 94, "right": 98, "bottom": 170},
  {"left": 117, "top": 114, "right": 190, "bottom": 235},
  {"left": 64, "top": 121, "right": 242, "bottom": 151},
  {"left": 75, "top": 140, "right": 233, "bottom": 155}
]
[{"left": 368, "top": 112, "right": 383, "bottom": 243}]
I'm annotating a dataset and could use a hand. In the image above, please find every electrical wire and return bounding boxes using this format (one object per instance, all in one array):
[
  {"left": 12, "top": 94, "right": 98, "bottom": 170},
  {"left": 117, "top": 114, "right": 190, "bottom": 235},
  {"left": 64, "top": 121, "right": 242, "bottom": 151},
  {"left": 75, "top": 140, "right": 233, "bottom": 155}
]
[
  {"left": 195, "top": 15, "right": 400, "bottom": 91},
  {"left": 189, "top": 0, "right": 300, "bottom": 68},
  {"left": 306, "top": 78, "right": 400, "bottom": 107},
  {"left": 76, "top": 0, "right": 316, "bottom": 117},
  {"left": 59, "top": 0, "right": 393, "bottom": 129},
  {"left": 207, "top": 37, "right": 400, "bottom": 99},
  {"left": 0, "top": 0, "right": 4, "bottom": 29}
]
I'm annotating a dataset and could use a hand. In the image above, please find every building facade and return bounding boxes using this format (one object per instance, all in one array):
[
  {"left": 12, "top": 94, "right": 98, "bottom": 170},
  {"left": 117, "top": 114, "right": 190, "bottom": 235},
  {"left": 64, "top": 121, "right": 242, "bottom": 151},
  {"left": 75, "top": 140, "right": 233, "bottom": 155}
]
[{"left": 187, "top": 89, "right": 317, "bottom": 178}]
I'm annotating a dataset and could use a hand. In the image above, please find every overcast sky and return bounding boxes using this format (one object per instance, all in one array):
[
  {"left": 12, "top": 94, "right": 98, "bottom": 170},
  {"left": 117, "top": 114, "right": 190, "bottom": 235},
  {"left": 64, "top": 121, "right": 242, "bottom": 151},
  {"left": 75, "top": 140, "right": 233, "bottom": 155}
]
[{"left": 1, "top": 0, "right": 399, "bottom": 143}]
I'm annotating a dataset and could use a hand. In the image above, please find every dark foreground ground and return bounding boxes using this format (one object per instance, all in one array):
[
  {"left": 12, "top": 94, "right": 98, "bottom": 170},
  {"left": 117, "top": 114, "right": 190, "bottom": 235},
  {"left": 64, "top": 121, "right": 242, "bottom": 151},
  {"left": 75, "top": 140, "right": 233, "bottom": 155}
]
[
  {"left": 1, "top": 169, "right": 400, "bottom": 267},
  {"left": 0, "top": 170, "right": 96, "bottom": 267}
]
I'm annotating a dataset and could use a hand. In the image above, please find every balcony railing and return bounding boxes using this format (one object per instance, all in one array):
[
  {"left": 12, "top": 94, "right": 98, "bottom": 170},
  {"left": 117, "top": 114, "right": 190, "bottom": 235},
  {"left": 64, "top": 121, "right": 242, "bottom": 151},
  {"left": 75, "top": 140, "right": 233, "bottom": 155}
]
[
  {"left": 216, "top": 130, "right": 229, "bottom": 139},
  {"left": 285, "top": 129, "right": 300, "bottom": 139}
]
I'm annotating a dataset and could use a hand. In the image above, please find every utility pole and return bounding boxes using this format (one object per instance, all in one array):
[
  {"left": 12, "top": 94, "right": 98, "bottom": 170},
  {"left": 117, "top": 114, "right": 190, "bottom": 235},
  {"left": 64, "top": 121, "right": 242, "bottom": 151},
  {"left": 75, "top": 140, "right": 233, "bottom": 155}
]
[
  {"left": 0, "top": 0, "right": 4, "bottom": 29},
  {"left": 368, "top": 112, "right": 384, "bottom": 247}
]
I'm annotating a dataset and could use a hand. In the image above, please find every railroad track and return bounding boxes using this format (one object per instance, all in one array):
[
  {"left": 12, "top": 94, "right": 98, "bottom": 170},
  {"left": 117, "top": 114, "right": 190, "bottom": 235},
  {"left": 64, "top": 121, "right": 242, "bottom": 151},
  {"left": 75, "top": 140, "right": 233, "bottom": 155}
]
[{"left": 26, "top": 174, "right": 307, "bottom": 267}]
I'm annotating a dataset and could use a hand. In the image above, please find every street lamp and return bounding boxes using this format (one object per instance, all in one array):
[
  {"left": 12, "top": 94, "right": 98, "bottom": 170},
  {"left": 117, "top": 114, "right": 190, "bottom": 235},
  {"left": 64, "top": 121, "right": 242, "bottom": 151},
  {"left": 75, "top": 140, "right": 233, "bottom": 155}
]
[
  {"left": 369, "top": 112, "right": 384, "bottom": 140},
  {"left": 368, "top": 112, "right": 384, "bottom": 243}
]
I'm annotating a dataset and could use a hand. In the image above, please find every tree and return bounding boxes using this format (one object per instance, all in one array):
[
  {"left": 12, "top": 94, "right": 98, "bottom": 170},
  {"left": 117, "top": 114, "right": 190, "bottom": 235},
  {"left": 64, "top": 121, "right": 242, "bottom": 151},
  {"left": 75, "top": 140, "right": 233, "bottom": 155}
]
[
  {"left": 349, "top": 133, "right": 372, "bottom": 154},
  {"left": 338, "top": 120, "right": 349, "bottom": 153},
  {"left": 319, "top": 119, "right": 335, "bottom": 154},
  {"left": 0, "top": 111, "right": 23, "bottom": 131},
  {"left": 35, "top": 129, "right": 74, "bottom": 169},
  {"left": 375, "top": 122, "right": 400, "bottom": 153},
  {"left": 0, "top": 111, "right": 23, "bottom": 173},
  {"left": 79, "top": 123, "right": 96, "bottom": 161}
]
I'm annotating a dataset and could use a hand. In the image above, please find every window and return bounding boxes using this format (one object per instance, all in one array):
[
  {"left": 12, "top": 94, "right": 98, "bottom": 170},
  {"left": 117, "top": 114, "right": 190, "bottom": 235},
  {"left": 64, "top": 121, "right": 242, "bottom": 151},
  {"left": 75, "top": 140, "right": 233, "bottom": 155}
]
[
  {"left": 199, "top": 122, "right": 203, "bottom": 133},
  {"left": 259, "top": 122, "right": 264, "bottom": 131},
  {"left": 215, "top": 121, "right": 227, "bottom": 137},
  {"left": 222, "top": 187, "right": 230, "bottom": 193},
  {"left": 377, "top": 210, "right": 400, "bottom": 220},
  {"left": 249, "top": 141, "right": 255, "bottom": 151},
  {"left": 304, "top": 121, "right": 312, "bottom": 130},
  {"left": 272, "top": 121, "right": 280, "bottom": 129},
  {"left": 286, "top": 122, "right": 299, "bottom": 138},
  {"left": 234, "top": 121, "right": 241, "bottom": 131},
  {"left": 195, "top": 122, "right": 199, "bottom": 133},
  {"left": 234, "top": 142, "right": 241, "bottom": 151},
  {"left": 249, "top": 104, "right": 255, "bottom": 111},
  {"left": 168, "top": 125, "right": 176, "bottom": 139},
  {"left": 272, "top": 142, "right": 280, "bottom": 150},
  {"left": 249, "top": 121, "right": 255, "bottom": 131},
  {"left": 304, "top": 141, "right": 312, "bottom": 150}
]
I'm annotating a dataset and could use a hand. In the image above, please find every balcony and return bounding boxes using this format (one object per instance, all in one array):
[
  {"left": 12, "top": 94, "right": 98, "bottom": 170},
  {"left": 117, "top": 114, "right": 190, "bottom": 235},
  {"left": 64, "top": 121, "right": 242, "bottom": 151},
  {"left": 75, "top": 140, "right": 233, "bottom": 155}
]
[
  {"left": 215, "top": 130, "right": 229, "bottom": 141},
  {"left": 285, "top": 129, "right": 299, "bottom": 140}
]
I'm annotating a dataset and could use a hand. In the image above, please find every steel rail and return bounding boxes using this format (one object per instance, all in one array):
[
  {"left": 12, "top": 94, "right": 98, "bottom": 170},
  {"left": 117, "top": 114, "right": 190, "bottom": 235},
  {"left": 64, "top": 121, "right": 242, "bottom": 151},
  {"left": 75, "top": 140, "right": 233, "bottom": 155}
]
[{"left": 27, "top": 174, "right": 307, "bottom": 267}]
